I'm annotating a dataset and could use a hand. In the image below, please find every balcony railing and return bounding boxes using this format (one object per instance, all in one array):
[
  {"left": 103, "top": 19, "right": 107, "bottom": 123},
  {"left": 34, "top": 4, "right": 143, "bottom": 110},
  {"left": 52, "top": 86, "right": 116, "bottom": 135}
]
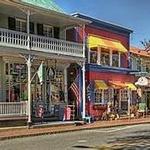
[
  {"left": 0, "top": 28, "right": 83, "bottom": 58},
  {"left": 0, "top": 101, "right": 27, "bottom": 116}
]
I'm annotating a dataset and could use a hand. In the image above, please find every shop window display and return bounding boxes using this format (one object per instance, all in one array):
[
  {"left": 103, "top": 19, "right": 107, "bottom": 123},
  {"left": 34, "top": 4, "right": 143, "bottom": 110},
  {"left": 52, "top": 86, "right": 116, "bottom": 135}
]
[
  {"left": 94, "top": 89, "right": 112, "bottom": 104},
  {"left": 5, "top": 63, "right": 27, "bottom": 102},
  {"left": 50, "top": 70, "right": 64, "bottom": 104}
]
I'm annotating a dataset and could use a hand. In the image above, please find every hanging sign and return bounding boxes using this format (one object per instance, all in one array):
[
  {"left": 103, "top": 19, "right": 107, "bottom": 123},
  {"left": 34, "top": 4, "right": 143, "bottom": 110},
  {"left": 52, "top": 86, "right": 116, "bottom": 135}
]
[
  {"left": 48, "top": 67, "right": 55, "bottom": 78},
  {"left": 135, "top": 77, "right": 149, "bottom": 86}
]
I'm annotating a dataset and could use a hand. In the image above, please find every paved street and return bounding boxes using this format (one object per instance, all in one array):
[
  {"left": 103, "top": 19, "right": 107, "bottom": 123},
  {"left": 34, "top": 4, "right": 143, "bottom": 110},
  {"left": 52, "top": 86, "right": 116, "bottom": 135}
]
[{"left": 1, "top": 124, "right": 150, "bottom": 150}]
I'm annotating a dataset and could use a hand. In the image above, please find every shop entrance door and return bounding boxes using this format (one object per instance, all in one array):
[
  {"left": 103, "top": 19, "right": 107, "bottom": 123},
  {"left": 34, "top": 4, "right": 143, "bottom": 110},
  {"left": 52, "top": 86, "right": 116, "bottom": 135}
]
[{"left": 120, "top": 89, "right": 128, "bottom": 113}]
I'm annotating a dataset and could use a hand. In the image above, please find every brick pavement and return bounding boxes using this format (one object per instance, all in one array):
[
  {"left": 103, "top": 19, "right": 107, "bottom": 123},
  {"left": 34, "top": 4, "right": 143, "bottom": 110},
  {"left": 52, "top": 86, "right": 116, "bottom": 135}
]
[{"left": 0, "top": 117, "right": 150, "bottom": 140}]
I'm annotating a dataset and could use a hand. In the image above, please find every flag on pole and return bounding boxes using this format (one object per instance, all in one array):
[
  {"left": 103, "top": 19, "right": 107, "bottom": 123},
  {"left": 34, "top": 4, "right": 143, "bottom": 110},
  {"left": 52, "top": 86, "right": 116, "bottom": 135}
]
[
  {"left": 37, "top": 62, "right": 44, "bottom": 85},
  {"left": 70, "top": 75, "right": 80, "bottom": 108}
]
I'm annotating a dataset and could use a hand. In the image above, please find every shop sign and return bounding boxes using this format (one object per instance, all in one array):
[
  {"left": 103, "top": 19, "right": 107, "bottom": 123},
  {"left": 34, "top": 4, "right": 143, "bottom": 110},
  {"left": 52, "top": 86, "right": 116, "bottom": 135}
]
[{"left": 135, "top": 77, "right": 149, "bottom": 86}]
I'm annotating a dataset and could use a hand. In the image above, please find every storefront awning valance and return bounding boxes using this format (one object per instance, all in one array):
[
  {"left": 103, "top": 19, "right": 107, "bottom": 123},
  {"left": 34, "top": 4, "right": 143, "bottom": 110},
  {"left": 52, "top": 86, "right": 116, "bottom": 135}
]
[
  {"left": 88, "top": 36, "right": 127, "bottom": 53},
  {"left": 95, "top": 80, "right": 108, "bottom": 90},
  {"left": 109, "top": 81, "right": 137, "bottom": 90},
  {"left": 125, "top": 83, "right": 137, "bottom": 90},
  {"left": 109, "top": 81, "right": 126, "bottom": 89}
]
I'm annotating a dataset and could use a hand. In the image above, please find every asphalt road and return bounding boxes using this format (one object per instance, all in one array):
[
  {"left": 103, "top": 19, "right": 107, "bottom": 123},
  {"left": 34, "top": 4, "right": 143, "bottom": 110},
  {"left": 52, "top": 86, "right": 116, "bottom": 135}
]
[{"left": 1, "top": 124, "right": 150, "bottom": 150}]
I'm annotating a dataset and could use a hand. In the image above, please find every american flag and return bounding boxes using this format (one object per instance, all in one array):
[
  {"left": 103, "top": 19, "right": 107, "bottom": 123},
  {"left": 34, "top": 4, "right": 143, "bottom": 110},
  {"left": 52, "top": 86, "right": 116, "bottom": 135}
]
[{"left": 70, "top": 75, "right": 80, "bottom": 108}]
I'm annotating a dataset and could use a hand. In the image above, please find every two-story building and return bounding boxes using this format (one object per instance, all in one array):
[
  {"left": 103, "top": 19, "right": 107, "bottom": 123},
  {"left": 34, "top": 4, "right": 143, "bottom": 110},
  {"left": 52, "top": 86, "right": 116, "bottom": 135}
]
[
  {"left": 72, "top": 14, "right": 137, "bottom": 119},
  {"left": 0, "top": 0, "right": 89, "bottom": 123},
  {"left": 130, "top": 46, "right": 150, "bottom": 110}
]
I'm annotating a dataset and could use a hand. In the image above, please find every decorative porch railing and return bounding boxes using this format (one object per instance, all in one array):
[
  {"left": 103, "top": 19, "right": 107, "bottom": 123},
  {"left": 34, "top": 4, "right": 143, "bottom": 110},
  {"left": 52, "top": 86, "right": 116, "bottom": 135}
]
[
  {"left": 0, "top": 101, "right": 27, "bottom": 116},
  {"left": 0, "top": 28, "right": 83, "bottom": 57}
]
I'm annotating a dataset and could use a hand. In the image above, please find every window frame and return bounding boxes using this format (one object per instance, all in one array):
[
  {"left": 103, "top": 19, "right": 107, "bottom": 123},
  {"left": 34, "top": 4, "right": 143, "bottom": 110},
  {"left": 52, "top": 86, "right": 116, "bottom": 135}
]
[
  {"left": 43, "top": 24, "right": 54, "bottom": 38},
  {"left": 15, "top": 18, "right": 27, "bottom": 33}
]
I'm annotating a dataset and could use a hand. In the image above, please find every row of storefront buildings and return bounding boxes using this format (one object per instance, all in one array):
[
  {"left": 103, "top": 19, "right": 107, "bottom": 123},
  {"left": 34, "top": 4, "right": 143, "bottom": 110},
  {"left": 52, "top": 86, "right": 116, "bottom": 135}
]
[{"left": 0, "top": 0, "right": 150, "bottom": 124}]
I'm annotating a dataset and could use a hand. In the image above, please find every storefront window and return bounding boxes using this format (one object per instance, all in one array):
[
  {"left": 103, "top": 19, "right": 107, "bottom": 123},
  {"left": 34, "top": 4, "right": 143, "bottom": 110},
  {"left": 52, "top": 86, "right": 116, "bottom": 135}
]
[
  {"left": 51, "top": 70, "right": 64, "bottom": 104},
  {"left": 94, "top": 89, "right": 111, "bottom": 104},
  {"left": 90, "top": 49, "right": 97, "bottom": 64},
  {"left": 5, "top": 63, "right": 27, "bottom": 102},
  {"left": 112, "top": 51, "right": 119, "bottom": 67},
  {"left": 95, "top": 89, "right": 102, "bottom": 103},
  {"left": 101, "top": 48, "right": 110, "bottom": 66}
]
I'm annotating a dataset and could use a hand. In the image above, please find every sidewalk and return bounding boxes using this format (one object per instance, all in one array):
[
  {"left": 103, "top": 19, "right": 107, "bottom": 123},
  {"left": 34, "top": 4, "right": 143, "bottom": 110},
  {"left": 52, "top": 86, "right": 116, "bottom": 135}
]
[{"left": 0, "top": 117, "right": 150, "bottom": 140}]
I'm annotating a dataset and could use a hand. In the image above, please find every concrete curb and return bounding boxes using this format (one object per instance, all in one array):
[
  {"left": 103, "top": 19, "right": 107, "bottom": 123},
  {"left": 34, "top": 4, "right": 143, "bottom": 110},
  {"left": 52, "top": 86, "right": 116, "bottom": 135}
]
[{"left": 0, "top": 119, "right": 150, "bottom": 141}]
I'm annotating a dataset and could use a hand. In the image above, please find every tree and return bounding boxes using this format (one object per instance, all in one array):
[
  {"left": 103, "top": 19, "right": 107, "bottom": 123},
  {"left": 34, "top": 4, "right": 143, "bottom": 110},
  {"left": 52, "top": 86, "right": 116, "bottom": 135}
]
[{"left": 141, "top": 39, "right": 150, "bottom": 51}]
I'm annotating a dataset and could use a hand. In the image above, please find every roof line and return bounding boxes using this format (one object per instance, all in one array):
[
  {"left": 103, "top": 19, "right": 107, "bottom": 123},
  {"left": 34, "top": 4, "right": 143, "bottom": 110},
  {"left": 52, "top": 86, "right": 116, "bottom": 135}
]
[{"left": 72, "top": 12, "right": 133, "bottom": 33}]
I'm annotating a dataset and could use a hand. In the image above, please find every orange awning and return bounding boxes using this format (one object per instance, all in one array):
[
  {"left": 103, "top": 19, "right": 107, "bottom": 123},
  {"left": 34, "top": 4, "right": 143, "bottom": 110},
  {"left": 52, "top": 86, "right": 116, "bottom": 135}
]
[
  {"left": 109, "top": 81, "right": 126, "bottom": 89},
  {"left": 88, "top": 35, "right": 127, "bottom": 53}
]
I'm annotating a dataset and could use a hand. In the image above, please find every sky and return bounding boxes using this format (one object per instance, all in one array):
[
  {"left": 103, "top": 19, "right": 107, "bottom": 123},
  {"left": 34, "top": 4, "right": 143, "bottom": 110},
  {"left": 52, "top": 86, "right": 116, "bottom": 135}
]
[{"left": 55, "top": 0, "right": 150, "bottom": 48}]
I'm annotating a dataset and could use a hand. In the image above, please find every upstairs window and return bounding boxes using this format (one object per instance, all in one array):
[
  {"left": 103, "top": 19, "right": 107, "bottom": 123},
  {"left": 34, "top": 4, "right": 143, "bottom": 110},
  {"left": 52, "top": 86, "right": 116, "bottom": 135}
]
[
  {"left": 16, "top": 18, "right": 27, "bottom": 32},
  {"left": 90, "top": 48, "right": 97, "bottom": 64},
  {"left": 43, "top": 25, "right": 54, "bottom": 38},
  {"left": 112, "top": 51, "right": 119, "bottom": 67},
  {"left": 101, "top": 48, "right": 110, "bottom": 66}
]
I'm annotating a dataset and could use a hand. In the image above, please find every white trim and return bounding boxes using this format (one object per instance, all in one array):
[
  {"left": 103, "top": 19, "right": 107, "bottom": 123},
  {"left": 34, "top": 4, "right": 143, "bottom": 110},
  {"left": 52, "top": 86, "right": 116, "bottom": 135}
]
[
  {"left": 110, "top": 49, "right": 113, "bottom": 66},
  {"left": 97, "top": 47, "right": 101, "bottom": 65},
  {"left": 118, "top": 52, "right": 121, "bottom": 67}
]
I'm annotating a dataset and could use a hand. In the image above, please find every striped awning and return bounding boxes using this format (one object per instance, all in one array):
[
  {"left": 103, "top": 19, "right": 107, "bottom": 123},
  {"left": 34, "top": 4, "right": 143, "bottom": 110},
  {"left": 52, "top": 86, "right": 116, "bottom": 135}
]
[
  {"left": 125, "top": 83, "right": 137, "bottom": 90},
  {"left": 95, "top": 80, "right": 108, "bottom": 90},
  {"left": 109, "top": 81, "right": 126, "bottom": 89},
  {"left": 88, "top": 36, "right": 127, "bottom": 53},
  {"left": 109, "top": 81, "right": 137, "bottom": 90}
]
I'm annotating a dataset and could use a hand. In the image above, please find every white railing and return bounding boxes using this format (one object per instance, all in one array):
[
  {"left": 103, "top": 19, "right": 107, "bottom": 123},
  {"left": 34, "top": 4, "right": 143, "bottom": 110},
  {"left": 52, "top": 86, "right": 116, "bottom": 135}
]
[
  {"left": 0, "top": 28, "right": 28, "bottom": 49},
  {"left": 30, "top": 35, "right": 83, "bottom": 57},
  {"left": 0, "top": 28, "right": 83, "bottom": 57},
  {"left": 0, "top": 101, "right": 27, "bottom": 116}
]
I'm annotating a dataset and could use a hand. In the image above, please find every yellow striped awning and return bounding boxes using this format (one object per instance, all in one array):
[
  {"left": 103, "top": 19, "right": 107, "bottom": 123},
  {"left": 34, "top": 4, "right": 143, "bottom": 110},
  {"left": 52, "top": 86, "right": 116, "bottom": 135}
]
[
  {"left": 88, "top": 36, "right": 127, "bottom": 53},
  {"left": 95, "top": 80, "right": 108, "bottom": 90},
  {"left": 125, "top": 83, "right": 137, "bottom": 90}
]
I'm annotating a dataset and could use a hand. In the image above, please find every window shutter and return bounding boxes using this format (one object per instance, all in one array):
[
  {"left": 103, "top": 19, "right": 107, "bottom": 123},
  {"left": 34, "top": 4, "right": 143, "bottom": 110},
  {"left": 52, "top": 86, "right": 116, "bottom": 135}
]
[
  {"left": 37, "top": 23, "right": 43, "bottom": 35},
  {"left": 8, "top": 17, "right": 16, "bottom": 30},
  {"left": 30, "top": 22, "right": 34, "bottom": 34},
  {"left": 54, "top": 27, "right": 60, "bottom": 39}
]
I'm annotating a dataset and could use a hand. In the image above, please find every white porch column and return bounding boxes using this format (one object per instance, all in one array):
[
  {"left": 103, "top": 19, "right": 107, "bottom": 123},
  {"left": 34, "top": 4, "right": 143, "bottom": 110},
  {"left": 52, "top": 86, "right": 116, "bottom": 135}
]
[
  {"left": 128, "top": 89, "right": 131, "bottom": 116},
  {"left": 119, "top": 89, "right": 121, "bottom": 110},
  {"left": 82, "top": 24, "right": 86, "bottom": 119},
  {"left": 82, "top": 62, "right": 86, "bottom": 119},
  {"left": 97, "top": 47, "right": 101, "bottom": 65},
  {"left": 118, "top": 52, "right": 121, "bottom": 67},
  {"left": 102, "top": 90, "right": 104, "bottom": 103},
  {"left": 88, "top": 47, "right": 90, "bottom": 63},
  {"left": 64, "top": 66, "right": 68, "bottom": 104},
  {"left": 26, "top": 9, "right": 32, "bottom": 125},
  {"left": 110, "top": 49, "right": 113, "bottom": 66}
]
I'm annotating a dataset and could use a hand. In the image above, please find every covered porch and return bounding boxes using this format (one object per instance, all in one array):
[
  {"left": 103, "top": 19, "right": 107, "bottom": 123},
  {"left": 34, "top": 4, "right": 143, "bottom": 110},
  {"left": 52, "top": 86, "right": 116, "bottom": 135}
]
[{"left": 0, "top": 0, "right": 87, "bottom": 124}]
